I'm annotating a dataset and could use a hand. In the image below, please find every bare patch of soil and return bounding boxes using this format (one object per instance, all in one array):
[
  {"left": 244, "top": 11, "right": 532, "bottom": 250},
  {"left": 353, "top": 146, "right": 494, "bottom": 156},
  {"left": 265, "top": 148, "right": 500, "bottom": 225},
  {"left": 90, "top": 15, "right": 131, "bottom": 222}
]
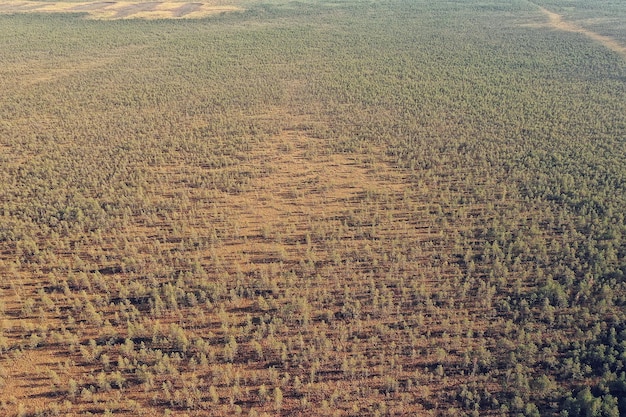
[
  {"left": 172, "top": 1, "right": 201, "bottom": 17},
  {"left": 0, "top": 0, "right": 241, "bottom": 20}
]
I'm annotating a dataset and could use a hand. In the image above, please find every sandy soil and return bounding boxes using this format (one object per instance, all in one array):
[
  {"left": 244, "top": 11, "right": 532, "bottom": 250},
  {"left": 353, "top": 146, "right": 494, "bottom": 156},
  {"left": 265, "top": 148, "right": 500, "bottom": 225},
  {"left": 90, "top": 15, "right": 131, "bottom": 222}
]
[{"left": 0, "top": 0, "right": 241, "bottom": 19}]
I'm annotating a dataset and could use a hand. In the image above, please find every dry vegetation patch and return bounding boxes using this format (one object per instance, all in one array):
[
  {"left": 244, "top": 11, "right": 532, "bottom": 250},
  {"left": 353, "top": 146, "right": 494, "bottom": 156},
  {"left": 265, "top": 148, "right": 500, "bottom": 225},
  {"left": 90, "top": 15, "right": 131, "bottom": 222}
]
[{"left": 0, "top": 0, "right": 241, "bottom": 19}]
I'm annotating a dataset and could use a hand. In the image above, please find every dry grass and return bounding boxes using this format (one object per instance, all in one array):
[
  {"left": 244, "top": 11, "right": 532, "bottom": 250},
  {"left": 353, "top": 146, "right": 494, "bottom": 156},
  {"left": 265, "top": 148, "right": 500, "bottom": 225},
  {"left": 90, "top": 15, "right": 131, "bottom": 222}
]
[{"left": 0, "top": 0, "right": 241, "bottom": 19}]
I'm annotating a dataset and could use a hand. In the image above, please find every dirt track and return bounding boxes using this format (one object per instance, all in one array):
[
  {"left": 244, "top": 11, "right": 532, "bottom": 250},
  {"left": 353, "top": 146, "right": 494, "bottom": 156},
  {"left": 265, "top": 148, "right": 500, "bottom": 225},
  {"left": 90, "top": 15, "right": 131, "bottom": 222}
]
[{"left": 537, "top": 6, "right": 626, "bottom": 59}]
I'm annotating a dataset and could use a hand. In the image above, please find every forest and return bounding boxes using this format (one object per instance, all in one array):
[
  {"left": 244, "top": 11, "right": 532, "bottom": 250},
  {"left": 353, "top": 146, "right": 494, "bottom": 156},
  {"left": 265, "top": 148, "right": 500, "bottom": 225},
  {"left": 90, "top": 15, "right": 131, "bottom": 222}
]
[{"left": 0, "top": 0, "right": 625, "bottom": 415}]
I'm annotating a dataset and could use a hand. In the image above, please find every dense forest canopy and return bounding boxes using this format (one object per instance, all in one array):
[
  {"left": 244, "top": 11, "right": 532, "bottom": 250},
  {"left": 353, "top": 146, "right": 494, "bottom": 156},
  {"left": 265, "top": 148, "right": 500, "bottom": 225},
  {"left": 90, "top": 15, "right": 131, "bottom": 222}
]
[{"left": 0, "top": 0, "right": 625, "bottom": 415}]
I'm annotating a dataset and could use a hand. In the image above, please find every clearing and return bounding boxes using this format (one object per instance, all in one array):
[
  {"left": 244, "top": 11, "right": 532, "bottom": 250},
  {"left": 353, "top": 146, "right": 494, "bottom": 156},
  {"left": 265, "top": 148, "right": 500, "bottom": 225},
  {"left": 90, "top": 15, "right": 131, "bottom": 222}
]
[{"left": 0, "top": 0, "right": 241, "bottom": 19}]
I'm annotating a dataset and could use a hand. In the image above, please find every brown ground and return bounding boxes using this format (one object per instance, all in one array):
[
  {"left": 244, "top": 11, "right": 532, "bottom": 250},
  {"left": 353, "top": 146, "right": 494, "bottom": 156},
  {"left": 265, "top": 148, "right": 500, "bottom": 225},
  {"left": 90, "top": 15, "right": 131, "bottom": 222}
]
[
  {"left": 0, "top": 0, "right": 241, "bottom": 19},
  {"left": 2, "top": 3, "right": 614, "bottom": 415},
  {"left": 0, "top": 102, "right": 504, "bottom": 414}
]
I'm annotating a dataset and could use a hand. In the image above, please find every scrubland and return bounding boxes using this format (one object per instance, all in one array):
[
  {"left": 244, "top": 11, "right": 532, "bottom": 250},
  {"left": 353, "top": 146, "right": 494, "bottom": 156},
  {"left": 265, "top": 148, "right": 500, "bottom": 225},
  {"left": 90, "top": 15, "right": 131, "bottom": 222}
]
[{"left": 1, "top": 0, "right": 625, "bottom": 415}]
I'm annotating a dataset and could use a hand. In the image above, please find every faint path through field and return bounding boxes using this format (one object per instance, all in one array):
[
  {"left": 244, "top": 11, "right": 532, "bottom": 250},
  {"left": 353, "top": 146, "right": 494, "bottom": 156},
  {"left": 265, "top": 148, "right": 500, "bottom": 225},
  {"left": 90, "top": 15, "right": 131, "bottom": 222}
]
[{"left": 534, "top": 4, "right": 626, "bottom": 59}]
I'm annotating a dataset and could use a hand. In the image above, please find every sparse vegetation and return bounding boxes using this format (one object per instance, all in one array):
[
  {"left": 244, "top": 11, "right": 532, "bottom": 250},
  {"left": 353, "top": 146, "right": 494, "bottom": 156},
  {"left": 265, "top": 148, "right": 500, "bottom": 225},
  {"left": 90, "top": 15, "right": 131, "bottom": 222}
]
[{"left": 1, "top": 0, "right": 625, "bottom": 415}]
